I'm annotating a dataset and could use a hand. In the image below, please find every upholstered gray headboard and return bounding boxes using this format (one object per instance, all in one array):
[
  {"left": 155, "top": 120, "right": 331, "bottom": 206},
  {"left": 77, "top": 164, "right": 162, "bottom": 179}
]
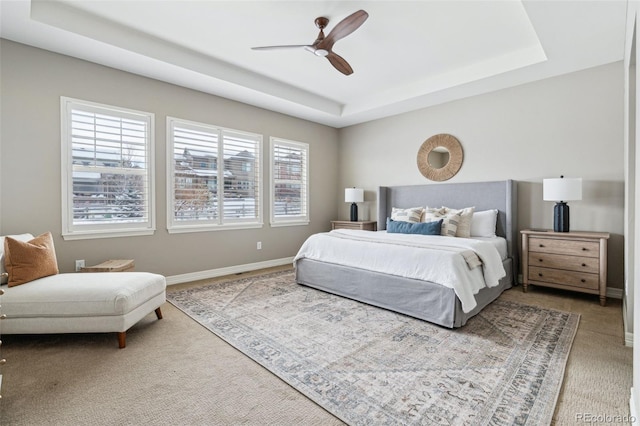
[{"left": 377, "top": 180, "right": 518, "bottom": 275}]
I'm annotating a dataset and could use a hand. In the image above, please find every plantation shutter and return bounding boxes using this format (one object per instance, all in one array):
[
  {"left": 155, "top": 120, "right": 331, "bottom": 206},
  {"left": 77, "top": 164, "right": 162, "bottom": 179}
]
[
  {"left": 271, "top": 138, "right": 309, "bottom": 225},
  {"left": 170, "top": 122, "right": 219, "bottom": 223},
  {"left": 167, "top": 117, "right": 263, "bottom": 232},
  {"left": 62, "top": 97, "right": 155, "bottom": 240},
  {"left": 222, "top": 130, "right": 261, "bottom": 222}
]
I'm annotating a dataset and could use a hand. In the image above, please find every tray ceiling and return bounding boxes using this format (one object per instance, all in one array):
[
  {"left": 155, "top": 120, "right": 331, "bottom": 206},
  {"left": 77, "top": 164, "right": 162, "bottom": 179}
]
[{"left": 0, "top": 0, "right": 628, "bottom": 128}]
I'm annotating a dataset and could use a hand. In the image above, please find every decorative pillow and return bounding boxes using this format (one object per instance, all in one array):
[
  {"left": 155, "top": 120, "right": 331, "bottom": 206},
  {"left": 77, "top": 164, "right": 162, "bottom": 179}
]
[
  {"left": 0, "top": 233, "right": 34, "bottom": 284},
  {"left": 387, "top": 218, "right": 442, "bottom": 235},
  {"left": 391, "top": 207, "right": 424, "bottom": 223},
  {"left": 423, "top": 207, "right": 460, "bottom": 237},
  {"left": 4, "top": 232, "right": 59, "bottom": 287},
  {"left": 442, "top": 206, "right": 475, "bottom": 238},
  {"left": 470, "top": 209, "right": 499, "bottom": 237}
]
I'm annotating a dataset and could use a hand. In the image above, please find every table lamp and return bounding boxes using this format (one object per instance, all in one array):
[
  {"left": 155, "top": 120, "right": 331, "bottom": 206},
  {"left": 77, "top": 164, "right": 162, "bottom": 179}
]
[
  {"left": 345, "top": 188, "right": 364, "bottom": 221},
  {"left": 543, "top": 176, "right": 582, "bottom": 232}
]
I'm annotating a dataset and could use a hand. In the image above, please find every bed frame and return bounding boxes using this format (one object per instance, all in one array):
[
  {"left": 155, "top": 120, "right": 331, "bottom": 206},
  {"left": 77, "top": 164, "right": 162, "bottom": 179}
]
[{"left": 295, "top": 180, "right": 518, "bottom": 328}]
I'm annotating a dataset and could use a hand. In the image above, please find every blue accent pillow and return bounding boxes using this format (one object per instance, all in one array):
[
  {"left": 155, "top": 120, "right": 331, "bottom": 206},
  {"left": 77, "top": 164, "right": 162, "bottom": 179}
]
[{"left": 386, "top": 218, "right": 443, "bottom": 235}]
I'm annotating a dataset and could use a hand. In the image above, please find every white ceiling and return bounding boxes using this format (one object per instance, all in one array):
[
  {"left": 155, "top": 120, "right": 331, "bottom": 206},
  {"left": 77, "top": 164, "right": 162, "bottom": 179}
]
[{"left": 0, "top": 0, "right": 628, "bottom": 128}]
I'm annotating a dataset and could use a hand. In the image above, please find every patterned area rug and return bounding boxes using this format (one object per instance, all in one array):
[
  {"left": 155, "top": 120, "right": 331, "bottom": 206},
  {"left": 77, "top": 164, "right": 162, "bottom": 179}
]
[{"left": 168, "top": 270, "right": 579, "bottom": 425}]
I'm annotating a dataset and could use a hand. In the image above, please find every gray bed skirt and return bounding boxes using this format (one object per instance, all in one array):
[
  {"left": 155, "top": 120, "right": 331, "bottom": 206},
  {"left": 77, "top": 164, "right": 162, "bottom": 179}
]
[{"left": 295, "top": 257, "right": 514, "bottom": 328}]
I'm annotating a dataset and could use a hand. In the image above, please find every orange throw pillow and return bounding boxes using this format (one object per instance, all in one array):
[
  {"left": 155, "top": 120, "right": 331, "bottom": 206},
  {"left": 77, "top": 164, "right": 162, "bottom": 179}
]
[{"left": 4, "top": 232, "right": 59, "bottom": 287}]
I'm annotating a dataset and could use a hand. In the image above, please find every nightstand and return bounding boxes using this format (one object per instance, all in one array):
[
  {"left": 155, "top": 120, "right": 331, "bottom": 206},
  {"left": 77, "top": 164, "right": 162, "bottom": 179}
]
[
  {"left": 521, "top": 229, "right": 609, "bottom": 306},
  {"left": 331, "top": 220, "right": 377, "bottom": 231}
]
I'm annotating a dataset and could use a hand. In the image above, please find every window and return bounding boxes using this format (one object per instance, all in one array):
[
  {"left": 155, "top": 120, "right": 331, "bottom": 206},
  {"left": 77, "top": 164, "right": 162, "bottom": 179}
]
[
  {"left": 167, "top": 117, "right": 262, "bottom": 233},
  {"left": 270, "top": 137, "right": 309, "bottom": 226},
  {"left": 60, "top": 97, "right": 155, "bottom": 240}
]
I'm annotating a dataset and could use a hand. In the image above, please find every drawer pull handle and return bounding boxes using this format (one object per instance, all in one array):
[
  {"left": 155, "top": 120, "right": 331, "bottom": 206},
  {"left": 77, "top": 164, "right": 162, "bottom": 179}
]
[
  {"left": 539, "top": 244, "right": 545, "bottom": 248},
  {"left": 538, "top": 259, "right": 543, "bottom": 262},
  {"left": 538, "top": 273, "right": 543, "bottom": 277},
  {"left": 582, "top": 247, "right": 588, "bottom": 251},
  {"left": 581, "top": 279, "right": 586, "bottom": 283},
  {"left": 582, "top": 263, "right": 587, "bottom": 267}
]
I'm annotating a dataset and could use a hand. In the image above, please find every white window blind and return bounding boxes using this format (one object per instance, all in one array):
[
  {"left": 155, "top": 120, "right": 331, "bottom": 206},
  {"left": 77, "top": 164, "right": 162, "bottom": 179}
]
[
  {"left": 61, "top": 97, "right": 155, "bottom": 240},
  {"left": 167, "top": 118, "right": 262, "bottom": 233},
  {"left": 270, "top": 137, "right": 309, "bottom": 226}
]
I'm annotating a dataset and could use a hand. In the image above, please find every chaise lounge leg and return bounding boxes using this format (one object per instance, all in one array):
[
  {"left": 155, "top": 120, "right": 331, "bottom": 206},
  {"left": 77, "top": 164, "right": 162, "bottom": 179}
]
[{"left": 116, "top": 308, "right": 162, "bottom": 348}]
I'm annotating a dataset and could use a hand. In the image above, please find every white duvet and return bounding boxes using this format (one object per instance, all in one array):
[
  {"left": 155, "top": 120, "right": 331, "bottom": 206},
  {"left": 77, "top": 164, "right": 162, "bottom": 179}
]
[{"left": 293, "top": 229, "right": 506, "bottom": 313}]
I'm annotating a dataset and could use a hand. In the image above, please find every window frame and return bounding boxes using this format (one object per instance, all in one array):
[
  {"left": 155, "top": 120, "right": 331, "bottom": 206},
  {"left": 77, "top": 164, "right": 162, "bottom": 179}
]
[
  {"left": 270, "top": 137, "right": 310, "bottom": 227},
  {"left": 166, "top": 117, "right": 263, "bottom": 234},
  {"left": 60, "top": 97, "right": 156, "bottom": 241}
]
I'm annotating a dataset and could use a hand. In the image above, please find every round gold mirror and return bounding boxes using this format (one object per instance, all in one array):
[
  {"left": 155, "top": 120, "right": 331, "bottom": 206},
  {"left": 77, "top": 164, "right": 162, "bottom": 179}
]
[{"left": 417, "top": 134, "right": 463, "bottom": 181}]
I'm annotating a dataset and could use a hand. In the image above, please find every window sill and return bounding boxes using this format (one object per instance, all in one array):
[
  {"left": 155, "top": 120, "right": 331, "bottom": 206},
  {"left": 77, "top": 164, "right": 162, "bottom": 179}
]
[
  {"left": 270, "top": 220, "right": 310, "bottom": 228},
  {"left": 167, "top": 223, "right": 264, "bottom": 234},
  {"left": 62, "top": 229, "right": 155, "bottom": 241}
]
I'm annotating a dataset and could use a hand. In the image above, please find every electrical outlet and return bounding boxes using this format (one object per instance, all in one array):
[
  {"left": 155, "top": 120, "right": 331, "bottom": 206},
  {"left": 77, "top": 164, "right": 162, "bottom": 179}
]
[
  {"left": 75, "top": 259, "right": 85, "bottom": 272},
  {"left": 257, "top": 242, "right": 262, "bottom": 250}
]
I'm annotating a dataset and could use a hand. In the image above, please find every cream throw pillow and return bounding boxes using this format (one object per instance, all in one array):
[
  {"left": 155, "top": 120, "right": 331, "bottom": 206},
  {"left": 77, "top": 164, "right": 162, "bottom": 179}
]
[
  {"left": 391, "top": 207, "right": 424, "bottom": 223},
  {"left": 470, "top": 209, "right": 499, "bottom": 237},
  {"left": 423, "top": 207, "right": 461, "bottom": 237},
  {"left": 4, "top": 232, "right": 59, "bottom": 287},
  {"left": 442, "top": 206, "right": 475, "bottom": 238}
]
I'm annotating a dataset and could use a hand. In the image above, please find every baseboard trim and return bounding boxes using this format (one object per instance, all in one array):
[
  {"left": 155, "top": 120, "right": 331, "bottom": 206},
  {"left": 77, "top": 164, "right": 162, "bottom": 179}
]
[
  {"left": 165, "top": 257, "right": 294, "bottom": 285},
  {"left": 625, "top": 332, "right": 634, "bottom": 347},
  {"left": 608, "top": 287, "right": 624, "bottom": 299},
  {"left": 623, "top": 296, "right": 634, "bottom": 347}
]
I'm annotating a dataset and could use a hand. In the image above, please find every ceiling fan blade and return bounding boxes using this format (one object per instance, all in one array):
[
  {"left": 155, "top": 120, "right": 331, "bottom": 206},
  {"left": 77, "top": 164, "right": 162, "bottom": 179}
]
[
  {"left": 251, "top": 45, "right": 311, "bottom": 51},
  {"left": 326, "top": 52, "right": 354, "bottom": 76},
  {"left": 317, "top": 10, "right": 368, "bottom": 51}
]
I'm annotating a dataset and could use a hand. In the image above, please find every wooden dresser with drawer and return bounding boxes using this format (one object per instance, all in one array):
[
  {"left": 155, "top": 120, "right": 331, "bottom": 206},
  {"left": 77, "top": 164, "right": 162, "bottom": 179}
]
[{"left": 521, "top": 229, "right": 610, "bottom": 306}]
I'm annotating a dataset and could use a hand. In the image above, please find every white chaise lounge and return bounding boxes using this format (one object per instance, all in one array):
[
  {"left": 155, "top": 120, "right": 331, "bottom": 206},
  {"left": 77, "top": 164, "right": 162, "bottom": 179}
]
[
  {"left": 1, "top": 233, "right": 166, "bottom": 348},
  {"left": 1, "top": 272, "right": 166, "bottom": 348}
]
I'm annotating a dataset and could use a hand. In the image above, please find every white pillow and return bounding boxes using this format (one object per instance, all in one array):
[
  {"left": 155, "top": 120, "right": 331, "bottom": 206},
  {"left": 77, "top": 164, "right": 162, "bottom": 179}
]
[
  {"left": 442, "top": 206, "right": 474, "bottom": 238},
  {"left": 0, "top": 233, "right": 35, "bottom": 284},
  {"left": 423, "top": 207, "right": 460, "bottom": 237},
  {"left": 391, "top": 207, "right": 424, "bottom": 223},
  {"left": 470, "top": 210, "right": 498, "bottom": 238}
]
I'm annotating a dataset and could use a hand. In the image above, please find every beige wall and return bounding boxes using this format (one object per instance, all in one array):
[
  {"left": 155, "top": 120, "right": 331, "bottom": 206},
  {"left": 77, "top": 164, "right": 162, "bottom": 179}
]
[
  {"left": 0, "top": 40, "right": 339, "bottom": 277},
  {"left": 338, "top": 62, "right": 625, "bottom": 289}
]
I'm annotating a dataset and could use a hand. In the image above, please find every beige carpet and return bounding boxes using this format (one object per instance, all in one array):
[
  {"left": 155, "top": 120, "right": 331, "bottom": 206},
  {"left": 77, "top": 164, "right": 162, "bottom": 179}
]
[{"left": 0, "top": 266, "right": 632, "bottom": 425}]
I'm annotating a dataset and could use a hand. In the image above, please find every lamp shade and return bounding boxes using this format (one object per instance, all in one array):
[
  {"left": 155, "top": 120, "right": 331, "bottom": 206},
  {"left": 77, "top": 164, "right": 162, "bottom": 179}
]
[
  {"left": 345, "top": 188, "right": 364, "bottom": 203},
  {"left": 543, "top": 178, "right": 582, "bottom": 202}
]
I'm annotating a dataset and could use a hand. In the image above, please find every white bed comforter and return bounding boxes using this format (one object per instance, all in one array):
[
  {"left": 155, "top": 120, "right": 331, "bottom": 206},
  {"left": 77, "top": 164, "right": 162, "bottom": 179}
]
[{"left": 293, "top": 229, "right": 506, "bottom": 313}]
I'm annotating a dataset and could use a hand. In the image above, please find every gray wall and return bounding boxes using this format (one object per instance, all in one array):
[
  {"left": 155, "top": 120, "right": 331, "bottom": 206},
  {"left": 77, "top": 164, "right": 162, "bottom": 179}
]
[
  {"left": 0, "top": 39, "right": 625, "bottom": 291},
  {"left": 338, "top": 62, "right": 625, "bottom": 290},
  {"left": 0, "top": 40, "right": 339, "bottom": 277}
]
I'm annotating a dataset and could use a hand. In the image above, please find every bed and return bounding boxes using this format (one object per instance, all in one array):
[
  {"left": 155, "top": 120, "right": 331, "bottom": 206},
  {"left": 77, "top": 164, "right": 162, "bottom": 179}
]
[{"left": 294, "top": 180, "right": 518, "bottom": 328}]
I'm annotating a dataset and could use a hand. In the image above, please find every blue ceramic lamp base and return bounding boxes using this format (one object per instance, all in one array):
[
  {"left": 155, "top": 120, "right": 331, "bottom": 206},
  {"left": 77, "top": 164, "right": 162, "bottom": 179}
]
[{"left": 350, "top": 203, "right": 358, "bottom": 221}]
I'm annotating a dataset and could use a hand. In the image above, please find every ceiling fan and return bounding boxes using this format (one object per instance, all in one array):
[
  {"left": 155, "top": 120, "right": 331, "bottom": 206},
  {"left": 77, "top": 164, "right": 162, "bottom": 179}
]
[{"left": 251, "top": 10, "right": 369, "bottom": 76}]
